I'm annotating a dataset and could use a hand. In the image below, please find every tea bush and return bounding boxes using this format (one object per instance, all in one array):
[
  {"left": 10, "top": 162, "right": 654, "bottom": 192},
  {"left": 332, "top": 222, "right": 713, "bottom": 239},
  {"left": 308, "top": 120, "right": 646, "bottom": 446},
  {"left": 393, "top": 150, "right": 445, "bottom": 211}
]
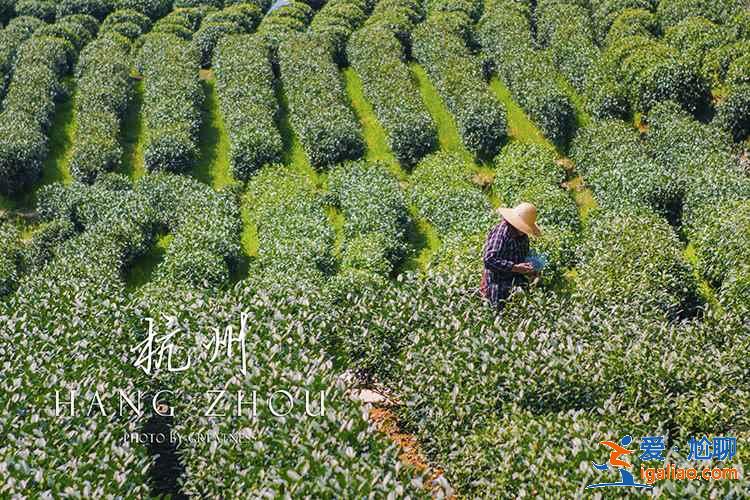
[
  {"left": 408, "top": 152, "right": 493, "bottom": 237},
  {"left": 2, "top": 178, "right": 157, "bottom": 497},
  {"left": 478, "top": 0, "right": 575, "bottom": 148},
  {"left": 592, "top": 35, "right": 710, "bottom": 114},
  {"left": 603, "top": 8, "right": 659, "bottom": 46},
  {"left": 18, "top": 218, "right": 76, "bottom": 273},
  {"left": 571, "top": 119, "right": 680, "bottom": 221},
  {"left": 309, "top": 0, "right": 370, "bottom": 64},
  {"left": 448, "top": 407, "right": 666, "bottom": 497},
  {"left": 100, "top": 8, "right": 153, "bottom": 39},
  {"left": 55, "top": 0, "right": 116, "bottom": 20},
  {"left": 118, "top": 0, "right": 173, "bottom": 19},
  {"left": 131, "top": 281, "right": 423, "bottom": 497},
  {"left": 663, "top": 16, "right": 725, "bottom": 78},
  {"left": 0, "top": 15, "right": 43, "bottom": 98},
  {"left": 347, "top": 22, "right": 436, "bottom": 166},
  {"left": 656, "top": 0, "right": 745, "bottom": 29},
  {"left": 687, "top": 200, "right": 750, "bottom": 287},
  {"left": 0, "top": 223, "right": 21, "bottom": 297},
  {"left": 0, "top": 31, "right": 77, "bottom": 194},
  {"left": 328, "top": 161, "right": 410, "bottom": 275},
  {"left": 414, "top": 12, "right": 507, "bottom": 158},
  {"left": 365, "top": 0, "right": 423, "bottom": 47},
  {"left": 151, "top": 6, "right": 212, "bottom": 39},
  {"left": 70, "top": 32, "right": 133, "bottom": 182},
  {"left": 257, "top": 0, "right": 313, "bottom": 53},
  {"left": 278, "top": 32, "right": 364, "bottom": 168},
  {"left": 719, "top": 265, "right": 750, "bottom": 324},
  {"left": 589, "top": 0, "right": 655, "bottom": 43},
  {"left": 645, "top": 100, "right": 749, "bottom": 228},
  {"left": 716, "top": 84, "right": 750, "bottom": 141},
  {"left": 536, "top": 0, "right": 599, "bottom": 92},
  {"left": 246, "top": 167, "right": 334, "bottom": 281},
  {"left": 193, "top": 3, "right": 261, "bottom": 66},
  {"left": 213, "top": 35, "right": 282, "bottom": 179},
  {"left": 703, "top": 41, "right": 750, "bottom": 87},
  {"left": 15, "top": 0, "right": 57, "bottom": 22},
  {"left": 138, "top": 174, "right": 243, "bottom": 289},
  {"left": 137, "top": 33, "right": 203, "bottom": 172},
  {"left": 574, "top": 208, "right": 699, "bottom": 319}
]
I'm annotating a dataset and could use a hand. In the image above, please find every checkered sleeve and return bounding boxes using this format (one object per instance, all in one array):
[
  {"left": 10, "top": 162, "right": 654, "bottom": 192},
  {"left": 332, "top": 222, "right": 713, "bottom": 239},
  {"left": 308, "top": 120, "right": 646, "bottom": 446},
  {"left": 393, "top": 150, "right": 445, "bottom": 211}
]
[{"left": 483, "top": 223, "right": 515, "bottom": 273}]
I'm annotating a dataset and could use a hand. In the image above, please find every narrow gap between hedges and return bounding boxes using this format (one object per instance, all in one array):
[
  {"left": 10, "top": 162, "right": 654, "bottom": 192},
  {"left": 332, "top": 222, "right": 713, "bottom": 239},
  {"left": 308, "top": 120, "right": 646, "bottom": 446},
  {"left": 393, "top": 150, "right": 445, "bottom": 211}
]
[
  {"left": 119, "top": 77, "right": 146, "bottom": 180},
  {"left": 341, "top": 66, "right": 407, "bottom": 181},
  {"left": 18, "top": 76, "right": 76, "bottom": 211},
  {"left": 273, "top": 75, "right": 320, "bottom": 186},
  {"left": 341, "top": 64, "right": 439, "bottom": 274},
  {"left": 683, "top": 243, "right": 723, "bottom": 315},
  {"left": 191, "top": 69, "right": 234, "bottom": 190},
  {"left": 407, "top": 61, "right": 498, "bottom": 266},
  {"left": 633, "top": 104, "right": 719, "bottom": 314},
  {"left": 340, "top": 62, "right": 453, "bottom": 491},
  {"left": 125, "top": 233, "right": 172, "bottom": 291}
]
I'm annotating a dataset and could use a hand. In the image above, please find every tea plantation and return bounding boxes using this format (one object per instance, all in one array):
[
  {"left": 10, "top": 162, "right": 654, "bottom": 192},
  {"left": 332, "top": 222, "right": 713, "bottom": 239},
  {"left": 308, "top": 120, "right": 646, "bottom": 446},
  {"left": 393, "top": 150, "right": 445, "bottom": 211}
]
[{"left": 0, "top": 0, "right": 749, "bottom": 497}]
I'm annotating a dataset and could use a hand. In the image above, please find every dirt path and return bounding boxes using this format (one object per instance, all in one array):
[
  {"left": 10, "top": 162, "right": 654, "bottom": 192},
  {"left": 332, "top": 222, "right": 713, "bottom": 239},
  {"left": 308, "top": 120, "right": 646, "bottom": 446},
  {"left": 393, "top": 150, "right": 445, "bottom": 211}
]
[{"left": 369, "top": 406, "right": 455, "bottom": 498}]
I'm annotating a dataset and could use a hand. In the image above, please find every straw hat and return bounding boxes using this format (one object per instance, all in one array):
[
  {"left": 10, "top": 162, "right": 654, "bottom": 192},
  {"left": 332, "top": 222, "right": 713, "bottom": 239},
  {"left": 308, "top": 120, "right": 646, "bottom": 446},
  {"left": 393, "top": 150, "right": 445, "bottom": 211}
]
[{"left": 497, "top": 202, "right": 541, "bottom": 237}]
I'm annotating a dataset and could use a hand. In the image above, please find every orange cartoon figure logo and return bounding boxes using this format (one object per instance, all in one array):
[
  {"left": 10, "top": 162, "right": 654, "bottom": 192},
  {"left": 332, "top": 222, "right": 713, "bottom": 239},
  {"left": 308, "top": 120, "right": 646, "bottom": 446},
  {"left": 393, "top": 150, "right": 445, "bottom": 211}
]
[{"left": 587, "top": 435, "right": 653, "bottom": 491}]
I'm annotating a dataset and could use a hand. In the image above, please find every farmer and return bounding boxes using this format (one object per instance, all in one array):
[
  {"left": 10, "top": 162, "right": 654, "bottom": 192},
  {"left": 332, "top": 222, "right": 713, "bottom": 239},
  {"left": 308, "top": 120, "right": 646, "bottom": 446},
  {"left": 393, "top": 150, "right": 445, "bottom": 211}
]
[{"left": 480, "top": 202, "right": 541, "bottom": 308}]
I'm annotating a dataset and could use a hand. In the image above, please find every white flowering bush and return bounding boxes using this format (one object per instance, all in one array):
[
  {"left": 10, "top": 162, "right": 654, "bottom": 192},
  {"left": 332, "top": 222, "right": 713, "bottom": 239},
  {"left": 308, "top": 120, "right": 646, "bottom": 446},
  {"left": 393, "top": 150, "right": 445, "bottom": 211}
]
[
  {"left": 478, "top": 0, "right": 575, "bottom": 148},
  {"left": 278, "top": 32, "right": 364, "bottom": 168},
  {"left": 414, "top": 12, "right": 507, "bottom": 158},
  {"left": 70, "top": 32, "right": 133, "bottom": 182},
  {"left": 328, "top": 161, "right": 410, "bottom": 275},
  {"left": 137, "top": 33, "right": 203, "bottom": 172},
  {"left": 213, "top": 35, "right": 282, "bottom": 179},
  {"left": 0, "top": 31, "right": 77, "bottom": 194}
]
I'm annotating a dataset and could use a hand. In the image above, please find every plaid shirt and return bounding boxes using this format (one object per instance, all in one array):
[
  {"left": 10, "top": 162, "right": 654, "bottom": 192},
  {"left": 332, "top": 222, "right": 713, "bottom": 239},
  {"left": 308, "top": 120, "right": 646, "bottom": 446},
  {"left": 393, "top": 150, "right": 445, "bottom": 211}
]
[{"left": 481, "top": 220, "right": 529, "bottom": 306}]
